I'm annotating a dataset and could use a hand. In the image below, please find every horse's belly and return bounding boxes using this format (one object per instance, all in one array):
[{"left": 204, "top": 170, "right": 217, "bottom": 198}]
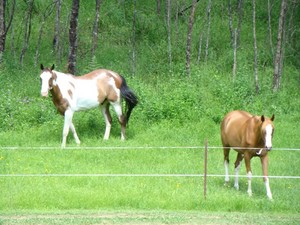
[{"left": 76, "top": 97, "right": 99, "bottom": 110}]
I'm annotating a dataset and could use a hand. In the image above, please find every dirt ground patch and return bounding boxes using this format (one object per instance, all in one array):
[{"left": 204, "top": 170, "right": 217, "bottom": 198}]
[{"left": 0, "top": 211, "right": 299, "bottom": 225}]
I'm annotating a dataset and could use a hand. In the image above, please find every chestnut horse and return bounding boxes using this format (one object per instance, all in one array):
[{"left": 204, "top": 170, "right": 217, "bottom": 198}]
[
  {"left": 221, "top": 110, "right": 275, "bottom": 199},
  {"left": 39, "top": 64, "right": 138, "bottom": 148}
]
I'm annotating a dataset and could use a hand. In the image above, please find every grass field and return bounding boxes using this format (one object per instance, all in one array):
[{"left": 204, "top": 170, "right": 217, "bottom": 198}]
[{"left": 0, "top": 118, "right": 299, "bottom": 224}]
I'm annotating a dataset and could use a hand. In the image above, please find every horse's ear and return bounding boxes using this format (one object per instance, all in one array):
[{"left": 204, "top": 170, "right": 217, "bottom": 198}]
[
  {"left": 261, "top": 115, "right": 265, "bottom": 122},
  {"left": 271, "top": 114, "right": 275, "bottom": 121},
  {"left": 40, "top": 64, "right": 44, "bottom": 70},
  {"left": 51, "top": 64, "right": 55, "bottom": 70}
]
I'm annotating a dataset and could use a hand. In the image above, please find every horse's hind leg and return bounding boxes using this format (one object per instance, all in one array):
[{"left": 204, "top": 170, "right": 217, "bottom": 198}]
[
  {"left": 234, "top": 152, "right": 244, "bottom": 190},
  {"left": 223, "top": 146, "right": 230, "bottom": 185},
  {"left": 101, "top": 102, "right": 112, "bottom": 140},
  {"left": 69, "top": 122, "right": 80, "bottom": 145}
]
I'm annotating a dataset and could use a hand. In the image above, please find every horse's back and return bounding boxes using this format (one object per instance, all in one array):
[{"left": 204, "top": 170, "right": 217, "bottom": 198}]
[
  {"left": 221, "top": 110, "right": 252, "bottom": 147},
  {"left": 77, "top": 69, "right": 123, "bottom": 89}
]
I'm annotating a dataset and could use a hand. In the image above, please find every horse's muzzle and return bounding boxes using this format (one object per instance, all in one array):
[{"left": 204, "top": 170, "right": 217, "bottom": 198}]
[{"left": 265, "top": 146, "right": 272, "bottom": 151}]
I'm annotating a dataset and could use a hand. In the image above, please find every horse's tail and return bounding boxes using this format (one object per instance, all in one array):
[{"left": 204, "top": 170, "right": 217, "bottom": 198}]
[{"left": 120, "top": 76, "right": 138, "bottom": 124}]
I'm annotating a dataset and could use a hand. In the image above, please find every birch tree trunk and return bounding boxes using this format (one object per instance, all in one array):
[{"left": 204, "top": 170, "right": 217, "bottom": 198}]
[
  {"left": 185, "top": 0, "right": 197, "bottom": 78},
  {"left": 91, "top": 0, "right": 101, "bottom": 59},
  {"left": 228, "top": 0, "right": 234, "bottom": 47},
  {"left": 232, "top": 28, "right": 237, "bottom": 78},
  {"left": 267, "top": 0, "right": 274, "bottom": 56},
  {"left": 252, "top": 0, "right": 259, "bottom": 94},
  {"left": 204, "top": 0, "right": 211, "bottom": 62},
  {"left": 156, "top": 0, "right": 161, "bottom": 16},
  {"left": 68, "top": 0, "right": 80, "bottom": 75},
  {"left": 273, "top": 0, "right": 287, "bottom": 91},
  {"left": 236, "top": 0, "right": 244, "bottom": 47}
]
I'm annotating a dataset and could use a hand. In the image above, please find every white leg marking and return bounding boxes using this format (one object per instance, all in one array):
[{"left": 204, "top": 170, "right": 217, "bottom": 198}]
[
  {"left": 264, "top": 177, "right": 273, "bottom": 200},
  {"left": 247, "top": 171, "right": 253, "bottom": 197},
  {"left": 70, "top": 123, "right": 80, "bottom": 145},
  {"left": 234, "top": 163, "right": 241, "bottom": 190},
  {"left": 101, "top": 105, "right": 111, "bottom": 140},
  {"left": 110, "top": 101, "right": 125, "bottom": 140},
  {"left": 224, "top": 160, "right": 230, "bottom": 183},
  {"left": 62, "top": 109, "right": 74, "bottom": 148}
]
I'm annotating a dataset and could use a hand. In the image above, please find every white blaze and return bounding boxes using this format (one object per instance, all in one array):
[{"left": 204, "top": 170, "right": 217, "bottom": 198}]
[
  {"left": 40, "top": 71, "right": 52, "bottom": 97},
  {"left": 265, "top": 124, "right": 273, "bottom": 149}
]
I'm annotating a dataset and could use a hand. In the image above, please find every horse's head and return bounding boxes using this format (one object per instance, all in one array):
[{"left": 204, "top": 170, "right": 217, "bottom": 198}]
[
  {"left": 260, "top": 114, "right": 275, "bottom": 151},
  {"left": 40, "top": 64, "right": 56, "bottom": 97}
]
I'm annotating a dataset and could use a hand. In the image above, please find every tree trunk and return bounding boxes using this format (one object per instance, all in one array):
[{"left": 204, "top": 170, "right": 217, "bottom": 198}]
[
  {"left": 252, "top": 0, "right": 259, "bottom": 94},
  {"left": 273, "top": 0, "right": 287, "bottom": 91},
  {"left": 91, "top": 0, "right": 102, "bottom": 59},
  {"left": 227, "top": 0, "right": 234, "bottom": 47},
  {"left": 166, "top": 0, "right": 172, "bottom": 70},
  {"left": 236, "top": 0, "right": 244, "bottom": 47},
  {"left": 185, "top": 0, "right": 197, "bottom": 78},
  {"left": 232, "top": 28, "right": 237, "bottom": 78},
  {"left": 0, "top": 0, "right": 6, "bottom": 62},
  {"left": 156, "top": 0, "right": 161, "bottom": 16},
  {"left": 68, "top": 0, "right": 80, "bottom": 75},
  {"left": 19, "top": 0, "right": 34, "bottom": 66},
  {"left": 197, "top": 31, "right": 203, "bottom": 64},
  {"left": 204, "top": 0, "right": 211, "bottom": 62},
  {"left": 54, "top": 0, "right": 62, "bottom": 64},
  {"left": 267, "top": 0, "right": 274, "bottom": 56},
  {"left": 131, "top": 0, "right": 136, "bottom": 76}
]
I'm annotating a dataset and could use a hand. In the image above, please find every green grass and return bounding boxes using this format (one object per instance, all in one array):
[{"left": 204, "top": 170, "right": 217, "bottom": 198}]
[{"left": 0, "top": 119, "right": 299, "bottom": 215}]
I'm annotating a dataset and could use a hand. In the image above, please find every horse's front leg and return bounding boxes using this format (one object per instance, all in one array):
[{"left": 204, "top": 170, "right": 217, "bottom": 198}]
[
  {"left": 62, "top": 109, "right": 74, "bottom": 148},
  {"left": 244, "top": 153, "right": 253, "bottom": 197},
  {"left": 261, "top": 154, "right": 273, "bottom": 200}
]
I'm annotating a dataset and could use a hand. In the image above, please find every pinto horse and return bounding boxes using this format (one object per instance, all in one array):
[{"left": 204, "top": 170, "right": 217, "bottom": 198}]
[
  {"left": 221, "top": 110, "right": 275, "bottom": 200},
  {"left": 39, "top": 64, "right": 138, "bottom": 148}
]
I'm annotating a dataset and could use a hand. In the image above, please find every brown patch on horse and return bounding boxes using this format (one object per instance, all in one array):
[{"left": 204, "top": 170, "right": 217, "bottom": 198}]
[
  {"left": 96, "top": 76, "right": 119, "bottom": 104},
  {"left": 50, "top": 85, "right": 69, "bottom": 115},
  {"left": 76, "top": 69, "right": 123, "bottom": 89}
]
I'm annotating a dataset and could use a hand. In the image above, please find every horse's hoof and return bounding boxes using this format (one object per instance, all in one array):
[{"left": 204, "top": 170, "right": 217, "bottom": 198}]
[{"left": 224, "top": 182, "right": 230, "bottom": 187}]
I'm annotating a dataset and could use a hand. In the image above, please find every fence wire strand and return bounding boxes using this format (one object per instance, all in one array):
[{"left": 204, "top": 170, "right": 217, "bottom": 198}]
[{"left": 0, "top": 145, "right": 299, "bottom": 179}]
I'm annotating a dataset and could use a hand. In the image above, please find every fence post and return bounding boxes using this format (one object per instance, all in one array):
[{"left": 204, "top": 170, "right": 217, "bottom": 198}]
[{"left": 204, "top": 139, "right": 208, "bottom": 200}]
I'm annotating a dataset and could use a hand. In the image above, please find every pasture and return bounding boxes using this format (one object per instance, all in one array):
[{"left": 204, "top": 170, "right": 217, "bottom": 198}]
[
  {"left": 0, "top": 116, "right": 299, "bottom": 224},
  {"left": 0, "top": 64, "right": 300, "bottom": 224}
]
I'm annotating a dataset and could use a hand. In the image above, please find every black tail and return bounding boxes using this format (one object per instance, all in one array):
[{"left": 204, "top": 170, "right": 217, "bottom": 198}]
[{"left": 120, "top": 76, "right": 138, "bottom": 124}]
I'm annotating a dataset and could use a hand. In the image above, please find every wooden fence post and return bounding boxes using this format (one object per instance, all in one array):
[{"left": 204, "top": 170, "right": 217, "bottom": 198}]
[{"left": 204, "top": 139, "right": 208, "bottom": 200}]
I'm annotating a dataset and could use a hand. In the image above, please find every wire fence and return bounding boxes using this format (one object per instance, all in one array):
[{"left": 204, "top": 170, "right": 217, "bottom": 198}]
[
  {"left": 1, "top": 146, "right": 300, "bottom": 150},
  {"left": 1, "top": 145, "right": 299, "bottom": 179}
]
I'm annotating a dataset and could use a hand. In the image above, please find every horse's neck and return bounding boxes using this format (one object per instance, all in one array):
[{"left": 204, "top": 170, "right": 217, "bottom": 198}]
[
  {"left": 246, "top": 117, "right": 264, "bottom": 145},
  {"left": 50, "top": 71, "right": 74, "bottom": 114}
]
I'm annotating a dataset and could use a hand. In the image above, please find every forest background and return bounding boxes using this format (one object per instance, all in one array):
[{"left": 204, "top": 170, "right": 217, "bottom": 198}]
[
  {"left": 0, "top": 0, "right": 300, "bottom": 224},
  {"left": 0, "top": 0, "right": 299, "bottom": 134}
]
